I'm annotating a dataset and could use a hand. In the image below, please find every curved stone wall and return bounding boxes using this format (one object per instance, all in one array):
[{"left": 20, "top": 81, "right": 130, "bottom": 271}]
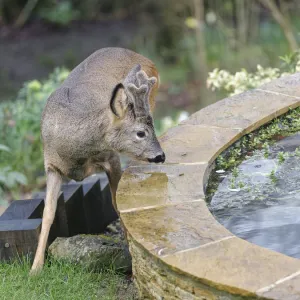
[{"left": 117, "top": 73, "right": 300, "bottom": 299}]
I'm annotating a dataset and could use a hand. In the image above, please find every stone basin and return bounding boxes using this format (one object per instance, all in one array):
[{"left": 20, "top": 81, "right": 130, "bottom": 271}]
[{"left": 117, "top": 73, "right": 300, "bottom": 299}]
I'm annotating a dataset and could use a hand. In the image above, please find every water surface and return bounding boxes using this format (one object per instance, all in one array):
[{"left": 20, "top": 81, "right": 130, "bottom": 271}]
[{"left": 210, "top": 133, "right": 300, "bottom": 258}]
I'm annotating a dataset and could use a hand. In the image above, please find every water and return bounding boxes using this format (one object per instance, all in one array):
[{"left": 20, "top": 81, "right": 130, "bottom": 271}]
[{"left": 209, "top": 133, "right": 300, "bottom": 258}]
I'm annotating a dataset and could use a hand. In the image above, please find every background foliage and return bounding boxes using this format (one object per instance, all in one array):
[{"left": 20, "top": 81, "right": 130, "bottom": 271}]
[
  {"left": 207, "top": 51, "right": 300, "bottom": 96},
  {"left": 1, "top": 0, "right": 300, "bottom": 198},
  {"left": 0, "top": 68, "right": 69, "bottom": 197}
]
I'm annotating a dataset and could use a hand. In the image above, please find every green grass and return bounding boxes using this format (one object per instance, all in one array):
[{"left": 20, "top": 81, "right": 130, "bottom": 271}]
[{"left": 0, "top": 257, "right": 127, "bottom": 300}]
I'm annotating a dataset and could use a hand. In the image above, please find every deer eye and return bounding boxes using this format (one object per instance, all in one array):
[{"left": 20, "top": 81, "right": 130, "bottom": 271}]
[{"left": 137, "top": 131, "right": 146, "bottom": 138}]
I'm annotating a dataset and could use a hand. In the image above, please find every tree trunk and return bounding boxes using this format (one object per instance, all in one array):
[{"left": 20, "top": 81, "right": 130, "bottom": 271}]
[
  {"left": 248, "top": 1, "right": 260, "bottom": 42},
  {"left": 236, "top": 0, "right": 247, "bottom": 46},
  {"left": 192, "top": 0, "right": 213, "bottom": 107},
  {"left": 14, "top": 0, "right": 39, "bottom": 28},
  {"left": 258, "top": 0, "right": 298, "bottom": 52},
  {"left": 193, "top": 0, "right": 207, "bottom": 78}
]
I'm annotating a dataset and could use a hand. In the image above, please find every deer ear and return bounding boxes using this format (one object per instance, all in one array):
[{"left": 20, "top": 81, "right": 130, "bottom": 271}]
[
  {"left": 110, "top": 83, "right": 124, "bottom": 118},
  {"left": 110, "top": 83, "right": 136, "bottom": 119}
]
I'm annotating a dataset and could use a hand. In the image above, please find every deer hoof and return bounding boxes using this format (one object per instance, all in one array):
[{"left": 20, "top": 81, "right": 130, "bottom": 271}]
[{"left": 29, "top": 263, "right": 43, "bottom": 276}]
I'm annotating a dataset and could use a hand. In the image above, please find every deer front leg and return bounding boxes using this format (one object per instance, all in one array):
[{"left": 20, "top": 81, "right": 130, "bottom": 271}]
[
  {"left": 102, "top": 154, "right": 130, "bottom": 244},
  {"left": 30, "top": 169, "right": 62, "bottom": 275},
  {"left": 102, "top": 153, "right": 122, "bottom": 213}
]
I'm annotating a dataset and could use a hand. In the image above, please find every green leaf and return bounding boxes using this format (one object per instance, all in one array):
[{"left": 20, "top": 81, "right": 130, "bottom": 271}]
[
  {"left": 0, "top": 144, "right": 10, "bottom": 152},
  {"left": 3, "top": 169, "right": 27, "bottom": 188},
  {"left": 0, "top": 174, "right": 6, "bottom": 184},
  {"left": 9, "top": 172, "right": 28, "bottom": 186}
]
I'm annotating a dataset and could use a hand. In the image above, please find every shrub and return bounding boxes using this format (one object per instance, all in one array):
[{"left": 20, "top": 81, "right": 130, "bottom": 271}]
[
  {"left": 38, "top": 1, "right": 80, "bottom": 27},
  {"left": 207, "top": 51, "right": 300, "bottom": 96},
  {"left": 0, "top": 68, "right": 69, "bottom": 195}
]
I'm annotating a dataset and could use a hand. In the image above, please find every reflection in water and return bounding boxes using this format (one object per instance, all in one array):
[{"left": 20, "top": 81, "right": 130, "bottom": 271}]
[{"left": 210, "top": 133, "right": 300, "bottom": 258}]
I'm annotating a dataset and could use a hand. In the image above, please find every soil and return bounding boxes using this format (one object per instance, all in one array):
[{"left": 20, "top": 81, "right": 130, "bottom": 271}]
[{"left": 0, "top": 19, "right": 137, "bottom": 101}]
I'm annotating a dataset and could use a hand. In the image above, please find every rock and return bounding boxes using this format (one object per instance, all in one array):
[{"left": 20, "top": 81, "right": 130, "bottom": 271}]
[
  {"left": 116, "top": 277, "right": 139, "bottom": 300},
  {"left": 49, "top": 233, "right": 132, "bottom": 273},
  {"left": 104, "top": 219, "right": 124, "bottom": 239}
]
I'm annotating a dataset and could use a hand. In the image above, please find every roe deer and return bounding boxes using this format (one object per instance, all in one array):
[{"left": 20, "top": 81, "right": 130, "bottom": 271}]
[{"left": 30, "top": 47, "right": 165, "bottom": 274}]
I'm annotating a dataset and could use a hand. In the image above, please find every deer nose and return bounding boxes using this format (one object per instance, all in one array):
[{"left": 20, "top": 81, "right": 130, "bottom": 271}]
[{"left": 148, "top": 152, "right": 165, "bottom": 163}]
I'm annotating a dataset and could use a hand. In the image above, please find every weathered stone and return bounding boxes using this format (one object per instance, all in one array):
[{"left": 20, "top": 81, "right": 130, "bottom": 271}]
[
  {"left": 49, "top": 234, "right": 132, "bottom": 273},
  {"left": 117, "top": 74, "right": 300, "bottom": 299},
  {"left": 121, "top": 201, "right": 232, "bottom": 256},
  {"left": 259, "top": 72, "right": 300, "bottom": 98},
  {"left": 129, "top": 236, "right": 254, "bottom": 300},
  {"left": 159, "top": 125, "right": 242, "bottom": 164},
  {"left": 162, "top": 237, "right": 300, "bottom": 296},
  {"left": 257, "top": 272, "right": 300, "bottom": 300},
  {"left": 117, "top": 163, "right": 208, "bottom": 212},
  {"left": 116, "top": 278, "right": 139, "bottom": 300},
  {"left": 103, "top": 219, "right": 125, "bottom": 242},
  {"left": 182, "top": 89, "right": 300, "bottom": 133}
]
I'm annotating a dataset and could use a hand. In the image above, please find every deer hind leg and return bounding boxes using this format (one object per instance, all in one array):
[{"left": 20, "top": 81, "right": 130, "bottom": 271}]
[{"left": 30, "top": 169, "right": 62, "bottom": 275}]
